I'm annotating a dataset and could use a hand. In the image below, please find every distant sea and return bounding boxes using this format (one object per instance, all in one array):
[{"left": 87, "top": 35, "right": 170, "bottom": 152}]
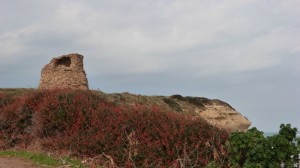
[
  {"left": 264, "top": 132, "right": 277, "bottom": 137},
  {"left": 264, "top": 132, "right": 300, "bottom": 138}
]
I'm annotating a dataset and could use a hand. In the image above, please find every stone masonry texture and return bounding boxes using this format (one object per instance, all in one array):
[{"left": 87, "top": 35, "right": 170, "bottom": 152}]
[{"left": 39, "top": 53, "right": 89, "bottom": 90}]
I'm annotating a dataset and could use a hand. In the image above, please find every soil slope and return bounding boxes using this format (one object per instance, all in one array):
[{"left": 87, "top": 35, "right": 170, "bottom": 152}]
[{"left": 0, "top": 157, "right": 39, "bottom": 168}]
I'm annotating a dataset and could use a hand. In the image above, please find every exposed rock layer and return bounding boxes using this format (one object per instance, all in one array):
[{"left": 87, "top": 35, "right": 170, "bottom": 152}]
[
  {"left": 39, "top": 53, "right": 89, "bottom": 90},
  {"left": 197, "top": 104, "right": 250, "bottom": 132}
]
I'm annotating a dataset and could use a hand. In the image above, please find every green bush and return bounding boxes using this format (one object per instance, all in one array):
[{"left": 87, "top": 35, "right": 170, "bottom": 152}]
[
  {"left": 228, "top": 124, "right": 299, "bottom": 168},
  {"left": 162, "top": 98, "right": 182, "bottom": 112}
]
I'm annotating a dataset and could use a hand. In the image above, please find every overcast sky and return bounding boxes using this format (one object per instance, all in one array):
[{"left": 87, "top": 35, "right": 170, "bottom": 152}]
[{"left": 1, "top": 0, "right": 299, "bottom": 132}]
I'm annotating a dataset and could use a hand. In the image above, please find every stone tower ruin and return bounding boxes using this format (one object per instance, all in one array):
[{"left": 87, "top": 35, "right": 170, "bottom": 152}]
[{"left": 39, "top": 53, "right": 89, "bottom": 90}]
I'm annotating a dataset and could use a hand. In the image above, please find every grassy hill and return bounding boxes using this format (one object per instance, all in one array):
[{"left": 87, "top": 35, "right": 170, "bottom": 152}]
[{"left": 0, "top": 88, "right": 230, "bottom": 167}]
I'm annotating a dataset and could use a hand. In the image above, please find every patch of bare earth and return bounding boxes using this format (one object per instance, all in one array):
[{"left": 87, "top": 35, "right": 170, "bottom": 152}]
[{"left": 0, "top": 156, "right": 40, "bottom": 168}]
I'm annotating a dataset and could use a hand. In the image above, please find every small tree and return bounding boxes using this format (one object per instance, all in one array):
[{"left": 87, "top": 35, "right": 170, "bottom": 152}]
[
  {"left": 228, "top": 127, "right": 266, "bottom": 167},
  {"left": 228, "top": 124, "right": 299, "bottom": 168},
  {"left": 279, "top": 124, "right": 298, "bottom": 142}
]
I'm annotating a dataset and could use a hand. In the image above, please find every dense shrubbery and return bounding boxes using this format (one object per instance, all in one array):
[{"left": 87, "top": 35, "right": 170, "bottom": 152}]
[
  {"left": 228, "top": 124, "right": 300, "bottom": 168},
  {"left": 2, "top": 89, "right": 299, "bottom": 167},
  {"left": 0, "top": 89, "right": 229, "bottom": 167}
]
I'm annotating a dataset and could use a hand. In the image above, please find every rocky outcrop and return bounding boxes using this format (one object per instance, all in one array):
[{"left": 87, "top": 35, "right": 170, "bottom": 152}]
[
  {"left": 39, "top": 53, "right": 89, "bottom": 90},
  {"left": 168, "top": 95, "right": 251, "bottom": 132},
  {"left": 196, "top": 103, "right": 251, "bottom": 132}
]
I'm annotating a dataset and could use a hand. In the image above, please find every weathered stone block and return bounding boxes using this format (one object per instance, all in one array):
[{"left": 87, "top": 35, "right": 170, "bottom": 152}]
[{"left": 39, "top": 53, "right": 89, "bottom": 90}]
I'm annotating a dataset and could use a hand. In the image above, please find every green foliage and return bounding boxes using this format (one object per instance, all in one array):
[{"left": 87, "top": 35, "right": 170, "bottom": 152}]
[
  {"left": 162, "top": 97, "right": 182, "bottom": 112},
  {"left": 279, "top": 123, "right": 297, "bottom": 141},
  {"left": 228, "top": 124, "right": 299, "bottom": 168},
  {"left": 171, "top": 95, "right": 209, "bottom": 108},
  {"left": 228, "top": 128, "right": 265, "bottom": 167},
  {"left": 204, "top": 161, "right": 218, "bottom": 168}
]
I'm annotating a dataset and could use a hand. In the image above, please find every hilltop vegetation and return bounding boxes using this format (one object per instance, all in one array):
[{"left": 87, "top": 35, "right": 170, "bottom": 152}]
[
  {"left": 0, "top": 88, "right": 251, "bottom": 132},
  {"left": 0, "top": 89, "right": 229, "bottom": 167},
  {"left": 1, "top": 89, "right": 299, "bottom": 167}
]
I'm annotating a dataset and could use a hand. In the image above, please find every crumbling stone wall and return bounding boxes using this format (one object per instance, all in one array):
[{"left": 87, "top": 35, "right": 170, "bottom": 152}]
[{"left": 39, "top": 53, "right": 89, "bottom": 90}]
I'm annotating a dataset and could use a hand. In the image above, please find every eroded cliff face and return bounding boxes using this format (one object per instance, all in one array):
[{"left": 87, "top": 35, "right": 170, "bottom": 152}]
[
  {"left": 164, "top": 95, "right": 251, "bottom": 132},
  {"left": 196, "top": 104, "right": 250, "bottom": 132},
  {"left": 39, "top": 53, "right": 89, "bottom": 90},
  {"left": 93, "top": 91, "right": 251, "bottom": 132}
]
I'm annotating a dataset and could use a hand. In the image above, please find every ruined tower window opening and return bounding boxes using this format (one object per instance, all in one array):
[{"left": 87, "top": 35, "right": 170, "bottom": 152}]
[{"left": 55, "top": 57, "right": 71, "bottom": 67}]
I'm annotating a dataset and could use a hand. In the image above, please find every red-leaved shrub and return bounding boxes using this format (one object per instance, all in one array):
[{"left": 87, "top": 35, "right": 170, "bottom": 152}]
[{"left": 0, "top": 89, "right": 229, "bottom": 167}]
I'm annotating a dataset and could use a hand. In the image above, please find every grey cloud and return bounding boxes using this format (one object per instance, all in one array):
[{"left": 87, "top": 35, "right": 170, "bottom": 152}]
[{"left": 0, "top": 0, "right": 299, "bottom": 132}]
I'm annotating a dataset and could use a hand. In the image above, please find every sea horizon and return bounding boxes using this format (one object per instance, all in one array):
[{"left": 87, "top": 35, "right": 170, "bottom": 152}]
[{"left": 264, "top": 132, "right": 300, "bottom": 138}]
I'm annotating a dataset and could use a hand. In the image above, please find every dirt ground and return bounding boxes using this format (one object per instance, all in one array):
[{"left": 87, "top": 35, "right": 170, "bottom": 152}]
[{"left": 0, "top": 157, "right": 40, "bottom": 168}]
